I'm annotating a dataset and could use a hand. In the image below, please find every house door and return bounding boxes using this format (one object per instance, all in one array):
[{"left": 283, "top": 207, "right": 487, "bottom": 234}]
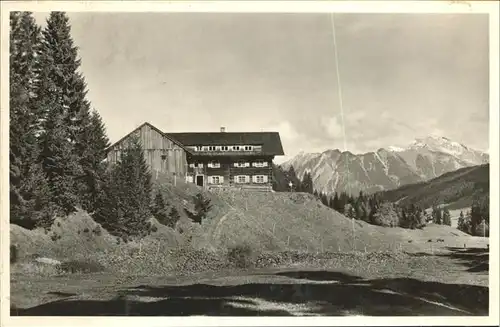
[{"left": 196, "top": 175, "right": 204, "bottom": 187}]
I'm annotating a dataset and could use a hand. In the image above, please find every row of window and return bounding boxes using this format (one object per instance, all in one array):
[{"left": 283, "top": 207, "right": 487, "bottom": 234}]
[
  {"left": 186, "top": 175, "right": 269, "bottom": 184},
  {"left": 212, "top": 175, "right": 269, "bottom": 184},
  {"left": 189, "top": 161, "right": 269, "bottom": 168},
  {"left": 194, "top": 145, "right": 256, "bottom": 152}
]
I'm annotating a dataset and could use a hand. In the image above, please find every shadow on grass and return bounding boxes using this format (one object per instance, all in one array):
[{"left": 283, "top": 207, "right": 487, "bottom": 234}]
[
  {"left": 407, "top": 247, "right": 489, "bottom": 273},
  {"left": 12, "top": 270, "right": 488, "bottom": 316}
]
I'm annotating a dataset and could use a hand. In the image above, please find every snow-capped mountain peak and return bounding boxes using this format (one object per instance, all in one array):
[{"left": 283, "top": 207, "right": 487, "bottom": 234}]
[
  {"left": 387, "top": 145, "right": 405, "bottom": 152},
  {"left": 409, "top": 135, "right": 471, "bottom": 157},
  {"left": 280, "top": 135, "right": 489, "bottom": 195}
]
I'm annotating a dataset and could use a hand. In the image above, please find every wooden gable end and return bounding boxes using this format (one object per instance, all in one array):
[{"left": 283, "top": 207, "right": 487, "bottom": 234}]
[{"left": 107, "top": 123, "right": 187, "bottom": 176}]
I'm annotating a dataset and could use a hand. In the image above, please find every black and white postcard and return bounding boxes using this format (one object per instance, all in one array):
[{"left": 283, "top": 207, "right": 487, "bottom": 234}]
[{"left": 1, "top": 1, "right": 499, "bottom": 326}]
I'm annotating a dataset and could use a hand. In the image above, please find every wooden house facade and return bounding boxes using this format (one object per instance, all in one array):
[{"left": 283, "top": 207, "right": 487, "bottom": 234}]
[{"left": 107, "top": 123, "right": 285, "bottom": 192}]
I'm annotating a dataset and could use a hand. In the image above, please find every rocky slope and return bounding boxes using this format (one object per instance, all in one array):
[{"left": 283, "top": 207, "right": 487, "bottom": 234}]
[{"left": 281, "top": 136, "right": 489, "bottom": 195}]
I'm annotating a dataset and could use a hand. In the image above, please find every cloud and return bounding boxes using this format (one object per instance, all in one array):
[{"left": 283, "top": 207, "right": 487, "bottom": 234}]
[
  {"left": 345, "top": 110, "right": 366, "bottom": 124},
  {"left": 322, "top": 115, "right": 344, "bottom": 139},
  {"left": 267, "top": 121, "right": 299, "bottom": 141}
]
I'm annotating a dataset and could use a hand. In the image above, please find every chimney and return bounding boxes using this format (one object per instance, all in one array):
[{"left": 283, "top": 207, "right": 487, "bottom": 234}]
[{"left": 220, "top": 127, "right": 226, "bottom": 133}]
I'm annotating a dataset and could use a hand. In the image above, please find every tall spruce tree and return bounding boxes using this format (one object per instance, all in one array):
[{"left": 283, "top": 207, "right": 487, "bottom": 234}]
[
  {"left": 77, "top": 110, "right": 111, "bottom": 213},
  {"left": 10, "top": 12, "right": 55, "bottom": 229},
  {"left": 38, "top": 12, "right": 88, "bottom": 214}
]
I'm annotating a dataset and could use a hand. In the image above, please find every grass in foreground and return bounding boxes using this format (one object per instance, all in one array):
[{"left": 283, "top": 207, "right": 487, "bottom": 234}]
[{"left": 10, "top": 246, "right": 489, "bottom": 316}]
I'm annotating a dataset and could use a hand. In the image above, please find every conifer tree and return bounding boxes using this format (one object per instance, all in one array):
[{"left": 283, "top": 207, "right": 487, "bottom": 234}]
[
  {"left": 442, "top": 207, "right": 452, "bottom": 226},
  {"left": 151, "top": 189, "right": 169, "bottom": 225},
  {"left": 470, "top": 200, "right": 484, "bottom": 236},
  {"left": 76, "top": 110, "right": 111, "bottom": 212},
  {"left": 338, "top": 192, "right": 348, "bottom": 213},
  {"left": 37, "top": 11, "right": 88, "bottom": 214},
  {"left": 94, "top": 137, "right": 152, "bottom": 239},
  {"left": 331, "top": 192, "right": 340, "bottom": 211},
  {"left": 400, "top": 208, "right": 409, "bottom": 228},
  {"left": 300, "top": 172, "right": 314, "bottom": 194},
  {"left": 432, "top": 206, "right": 442, "bottom": 225},
  {"left": 40, "top": 12, "right": 90, "bottom": 144},
  {"left": 457, "top": 210, "right": 468, "bottom": 233},
  {"left": 9, "top": 12, "right": 55, "bottom": 229}
]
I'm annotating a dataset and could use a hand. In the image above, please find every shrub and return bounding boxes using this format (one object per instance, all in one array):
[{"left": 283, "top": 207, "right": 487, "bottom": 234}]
[
  {"left": 185, "top": 193, "right": 212, "bottom": 224},
  {"left": 83, "top": 228, "right": 90, "bottom": 233},
  {"left": 151, "top": 225, "right": 158, "bottom": 233},
  {"left": 227, "top": 244, "right": 254, "bottom": 269},
  {"left": 57, "top": 260, "right": 105, "bottom": 274},
  {"left": 372, "top": 202, "right": 399, "bottom": 227},
  {"left": 93, "top": 226, "right": 102, "bottom": 236},
  {"left": 10, "top": 245, "right": 18, "bottom": 264}
]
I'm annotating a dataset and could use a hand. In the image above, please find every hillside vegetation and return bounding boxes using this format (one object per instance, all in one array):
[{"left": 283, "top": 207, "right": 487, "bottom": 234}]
[
  {"left": 12, "top": 177, "right": 486, "bottom": 273},
  {"left": 374, "top": 164, "right": 489, "bottom": 210}
]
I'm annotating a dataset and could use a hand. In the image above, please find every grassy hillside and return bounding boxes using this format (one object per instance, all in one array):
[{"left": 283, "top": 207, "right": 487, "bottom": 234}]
[
  {"left": 375, "top": 164, "right": 489, "bottom": 210},
  {"left": 154, "top": 179, "right": 485, "bottom": 254},
  {"left": 11, "top": 174, "right": 488, "bottom": 278}
]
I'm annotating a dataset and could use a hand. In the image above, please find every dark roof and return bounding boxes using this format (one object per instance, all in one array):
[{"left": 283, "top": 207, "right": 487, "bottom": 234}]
[
  {"left": 166, "top": 132, "right": 285, "bottom": 156},
  {"left": 107, "top": 122, "right": 192, "bottom": 154}
]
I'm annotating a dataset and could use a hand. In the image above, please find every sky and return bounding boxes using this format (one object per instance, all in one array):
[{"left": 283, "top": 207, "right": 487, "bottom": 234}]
[{"left": 33, "top": 12, "right": 490, "bottom": 163}]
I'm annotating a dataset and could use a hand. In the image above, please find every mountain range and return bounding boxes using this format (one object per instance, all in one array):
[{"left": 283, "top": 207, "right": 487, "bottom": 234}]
[{"left": 280, "top": 136, "right": 489, "bottom": 195}]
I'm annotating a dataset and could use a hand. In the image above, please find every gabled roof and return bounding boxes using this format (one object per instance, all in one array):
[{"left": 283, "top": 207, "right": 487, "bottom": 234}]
[
  {"left": 107, "top": 122, "right": 192, "bottom": 154},
  {"left": 165, "top": 131, "right": 285, "bottom": 156}
]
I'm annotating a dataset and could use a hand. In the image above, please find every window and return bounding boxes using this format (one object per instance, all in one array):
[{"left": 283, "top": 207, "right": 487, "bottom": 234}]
[
  {"left": 209, "top": 176, "right": 224, "bottom": 184},
  {"left": 234, "top": 161, "right": 250, "bottom": 168},
  {"left": 208, "top": 146, "right": 216, "bottom": 151},
  {"left": 236, "top": 175, "right": 249, "bottom": 184},
  {"left": 208, "top": 161, "right": 221, "bottom": 168},
  {"left": 252, "top": 161, "right": 268, "bottom": 167},
  {"left": 221, "top": 146, "right": 229, "bottom": 151},
  {"left": 189, "top": 163, "right": 195, "bottom": 168},
  {"left": 161, "top": 154, "right": 167, "bottom": 160},
  {"left": 253, "top": 175, "right": 268, "bottom": 184},
  {"left": 197, "top": 163, "right": 204, "bottom": 168},
  {"left": 186, "top": 175, "right": 194, "bottom": 183},
  {"left": 195, "top": 146, "right": 203, "bottom": 151},
  {"left": 232, "top": 145, "right": 241, "bottom": 151},
  {"left": 244, "top": 145, "right": 253, "bottom": 151}
]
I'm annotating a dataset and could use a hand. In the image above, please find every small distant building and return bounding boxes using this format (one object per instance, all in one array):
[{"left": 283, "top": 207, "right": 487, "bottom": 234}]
[{"left": 106, "top": 123, "right": 285, "bottom": 192}]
